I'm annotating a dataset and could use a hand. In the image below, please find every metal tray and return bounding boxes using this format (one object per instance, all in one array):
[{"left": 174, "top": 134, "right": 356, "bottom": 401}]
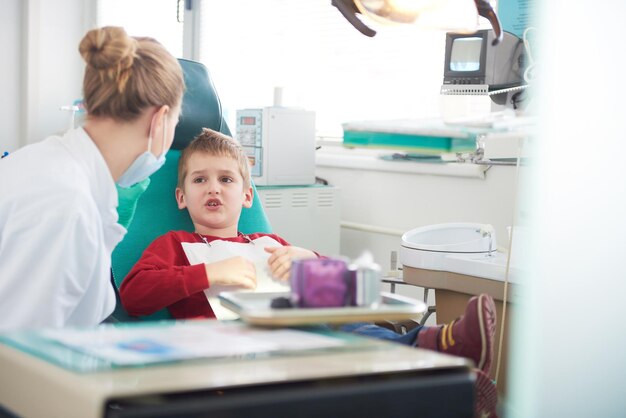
[{"left": 219, "top": 291, "right": 427, "bottom": 327}]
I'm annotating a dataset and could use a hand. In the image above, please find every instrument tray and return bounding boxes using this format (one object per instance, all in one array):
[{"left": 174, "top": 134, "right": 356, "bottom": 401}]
[{"left": 219, "top": 291, "right": 426, "bottom": 327}]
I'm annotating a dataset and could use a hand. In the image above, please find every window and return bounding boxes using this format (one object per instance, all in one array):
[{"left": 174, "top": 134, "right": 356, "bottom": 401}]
[
  {"left": 96, "top": 0, "right": 184, "bottom": 58},
  {"left": 198, "top": 0, "right": 448, "bottom": 138},
  {"left": 96, "top": 0, "right": 495, "bottom": 139}
]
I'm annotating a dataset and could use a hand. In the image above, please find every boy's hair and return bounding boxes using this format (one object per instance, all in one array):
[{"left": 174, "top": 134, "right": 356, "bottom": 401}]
[{"left": 177, "top": 128, "right": 251, "bottom": 190}]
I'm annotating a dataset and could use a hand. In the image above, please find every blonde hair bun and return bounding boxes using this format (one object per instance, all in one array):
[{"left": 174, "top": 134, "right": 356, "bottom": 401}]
[
  {"left": 79, "top": 26, "right": 183, "bottom": 121},
  {"left": 79, "top": 26, "right": 137, "bottom": 70},
  {"left": 79, "top": 26, "right": 137, "bottom": 93}
]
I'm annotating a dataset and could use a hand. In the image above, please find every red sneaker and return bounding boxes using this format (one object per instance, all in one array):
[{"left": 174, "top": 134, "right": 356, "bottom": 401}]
[
  {"left": 417, "top": 293, "right": 496, "bottom": 374},
  {"left": 474, "top": 368, "right": 498, "bottom": 418}
]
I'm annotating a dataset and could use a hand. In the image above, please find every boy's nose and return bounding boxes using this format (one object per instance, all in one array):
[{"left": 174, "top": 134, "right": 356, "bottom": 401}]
[{"left": 206, "top": 180, "right": 220, "bottom": 194}]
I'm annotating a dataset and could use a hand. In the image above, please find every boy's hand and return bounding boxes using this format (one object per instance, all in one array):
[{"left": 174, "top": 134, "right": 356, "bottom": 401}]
[
  {"left": 265, "top": 246, "right": 317, "bottom": 281},
  {"left": 204, "top": 257, "right": 257, "bottom": 289}
]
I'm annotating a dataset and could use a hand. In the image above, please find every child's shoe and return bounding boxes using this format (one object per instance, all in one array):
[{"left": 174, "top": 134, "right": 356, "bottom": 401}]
[
  {"left": 474, "top": 368, "right": 498, "bottom": 418},
  {"left": 416, "top": 293, "right": 496, "bottom": 373}
]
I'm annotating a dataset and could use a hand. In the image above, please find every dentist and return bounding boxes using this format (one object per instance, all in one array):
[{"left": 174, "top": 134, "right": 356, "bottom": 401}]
[{"left": 0, "top": 26, "right": 184, "bottom": 331}]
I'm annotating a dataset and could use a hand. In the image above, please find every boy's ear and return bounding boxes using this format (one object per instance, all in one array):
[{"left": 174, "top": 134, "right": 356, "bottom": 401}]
[
  {"left": 242, "top": 186, "right": 253, "bottom": 209},
  {"left": 175, "top": 187, "right": 187, "bottom": 209}
]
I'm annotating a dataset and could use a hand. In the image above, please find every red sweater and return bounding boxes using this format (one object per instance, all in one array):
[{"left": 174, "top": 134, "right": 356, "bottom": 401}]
[{"left": 119, "top": 230, "right": 290, "bottom": 319}]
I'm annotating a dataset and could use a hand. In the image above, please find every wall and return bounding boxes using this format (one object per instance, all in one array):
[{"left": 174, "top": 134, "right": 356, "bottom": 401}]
[
  {"left": 0, "top": 0, "right": 22, "bottom": 152},
  {"left": 0, "top": 0, "right": 95, "bottom": 152}
]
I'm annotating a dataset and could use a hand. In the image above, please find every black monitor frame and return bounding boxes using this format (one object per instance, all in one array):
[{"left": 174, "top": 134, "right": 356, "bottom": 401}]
[
  {"left": 443, "top": 29, "right": 525, "bottom": 92},
  {"left": 443, "top": 30, "right": 489, "bottom": 85}
]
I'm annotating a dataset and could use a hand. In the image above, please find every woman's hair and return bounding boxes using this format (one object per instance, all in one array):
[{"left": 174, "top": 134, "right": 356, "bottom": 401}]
[
  {"left": 177, "top": 128, "right": 252, "bottom": 190},
  {"left": 79, "top": 26, "right": 184, "bottom": 121}
]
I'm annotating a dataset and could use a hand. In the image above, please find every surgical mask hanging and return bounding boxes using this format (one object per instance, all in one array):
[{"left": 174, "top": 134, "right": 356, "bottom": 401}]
[{"left": 117, "top": 118, "right": 168, "bottom": 188}]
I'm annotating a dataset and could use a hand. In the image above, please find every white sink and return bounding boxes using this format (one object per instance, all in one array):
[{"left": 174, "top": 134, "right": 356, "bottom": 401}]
[
  {"left": 401, "top": 223, "right": 496, "bottom": 253},
  {"left": 401, "top": 223, "right": 519, "bottom": 282}
]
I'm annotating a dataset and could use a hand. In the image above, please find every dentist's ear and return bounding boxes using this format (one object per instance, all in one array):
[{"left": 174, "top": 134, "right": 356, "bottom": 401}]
[
  {"left": 175, "top": 187, "right": 187, "bottom": 209},
  {"left": 154, "top": 104, "right": 170, "bottom": 124},
  {"left": 148, "top": 105, "right": 169, "bottom": 135},
  {"left": 149, "top": 105, "right": 171, "bottom": 155}
]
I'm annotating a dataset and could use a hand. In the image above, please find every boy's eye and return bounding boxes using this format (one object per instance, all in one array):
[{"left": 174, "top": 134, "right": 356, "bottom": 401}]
[
  {"left": 192, "top": 177, "right": 206, "bottom": 183},
  {"left": 220, "top": 177, "right": 234, "bottom": 183}
]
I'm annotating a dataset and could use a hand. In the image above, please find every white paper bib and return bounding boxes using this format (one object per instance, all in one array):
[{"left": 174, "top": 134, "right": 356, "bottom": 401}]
[{"left": 181, "top": 236, "right": 290, "bottom": 319}]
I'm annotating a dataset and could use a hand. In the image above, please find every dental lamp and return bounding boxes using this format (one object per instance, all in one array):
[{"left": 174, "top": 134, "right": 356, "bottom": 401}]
[{"left": 331, "top": 0, "right": 503, "bottom": 45}]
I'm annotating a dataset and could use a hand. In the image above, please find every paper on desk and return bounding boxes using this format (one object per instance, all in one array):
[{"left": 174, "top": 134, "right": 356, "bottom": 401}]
[
  {"left": 41, "top": 322, "right": 345, "bottom": 366},
  {"left": 182, "top": 236, "right": 290, "bottom": 319}
]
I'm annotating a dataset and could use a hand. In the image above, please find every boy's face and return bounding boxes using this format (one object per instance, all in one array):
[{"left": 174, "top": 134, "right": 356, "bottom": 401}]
[{"left": 176, "top": 152, "right": 253, "bottom": 236}]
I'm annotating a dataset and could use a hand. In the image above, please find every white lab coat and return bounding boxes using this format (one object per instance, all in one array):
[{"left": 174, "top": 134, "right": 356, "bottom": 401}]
[{"left": 0, "top": 127, "right": 126, "bottom": 331}]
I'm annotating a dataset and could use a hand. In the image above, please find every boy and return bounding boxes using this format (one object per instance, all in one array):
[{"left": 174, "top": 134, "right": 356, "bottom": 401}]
[
  {"left": 120, "top": 129, "right": 498, "bottom": 416},
  {"left": 120, "top": 128, "right": 318, "bottom": 320}
]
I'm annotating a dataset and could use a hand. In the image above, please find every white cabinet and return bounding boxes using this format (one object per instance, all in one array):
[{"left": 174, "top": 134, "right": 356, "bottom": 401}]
[{"left": 256, "top": 186, "right": 341, "bottom": 256}]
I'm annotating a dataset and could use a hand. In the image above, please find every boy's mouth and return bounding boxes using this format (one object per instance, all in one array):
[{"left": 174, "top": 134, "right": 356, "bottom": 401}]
[{"left": 205, "top": 198, "right": 222, "bottom": 207}]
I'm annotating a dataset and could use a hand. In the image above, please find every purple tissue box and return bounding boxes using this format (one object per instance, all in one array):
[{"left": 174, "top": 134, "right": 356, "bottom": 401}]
[{"left": 290, "top": 258, "right": 349, "bottom": 308}]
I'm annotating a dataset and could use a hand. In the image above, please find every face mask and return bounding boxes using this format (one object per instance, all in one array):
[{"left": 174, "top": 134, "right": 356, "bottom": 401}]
[{"left": 117, "top": 118, "right": 168, "bottom": 188}]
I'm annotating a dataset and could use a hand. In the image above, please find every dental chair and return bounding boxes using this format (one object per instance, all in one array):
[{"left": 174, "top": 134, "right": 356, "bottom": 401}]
[{"left": 110, "top": 59, "right": 271, "bottom": 321}]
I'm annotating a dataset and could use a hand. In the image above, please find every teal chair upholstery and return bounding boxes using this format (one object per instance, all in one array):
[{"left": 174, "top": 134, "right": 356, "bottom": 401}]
[{"left": 111, "top": 59, "right": 271, "bottom": 321}]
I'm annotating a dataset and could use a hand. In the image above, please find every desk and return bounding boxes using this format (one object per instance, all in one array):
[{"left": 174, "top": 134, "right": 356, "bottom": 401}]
[{"left": 0, "top": 322, "right": 474, "bottom": 418}]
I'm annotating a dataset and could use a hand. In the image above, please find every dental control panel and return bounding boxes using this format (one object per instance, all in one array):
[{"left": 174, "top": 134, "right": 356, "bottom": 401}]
[{"left": 236, "top": 107, "right": 316, "bottom": 186}]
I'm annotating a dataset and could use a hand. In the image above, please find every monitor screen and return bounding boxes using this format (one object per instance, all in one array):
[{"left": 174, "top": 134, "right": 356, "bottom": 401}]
[{"left": 449, "top": 37, "right": 482, "bottom": 72}]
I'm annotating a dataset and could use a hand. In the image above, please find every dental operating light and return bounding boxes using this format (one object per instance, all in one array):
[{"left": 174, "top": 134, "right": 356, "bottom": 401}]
[{"left": 332, "top": 0, "right": 503, "bottom": 45}]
